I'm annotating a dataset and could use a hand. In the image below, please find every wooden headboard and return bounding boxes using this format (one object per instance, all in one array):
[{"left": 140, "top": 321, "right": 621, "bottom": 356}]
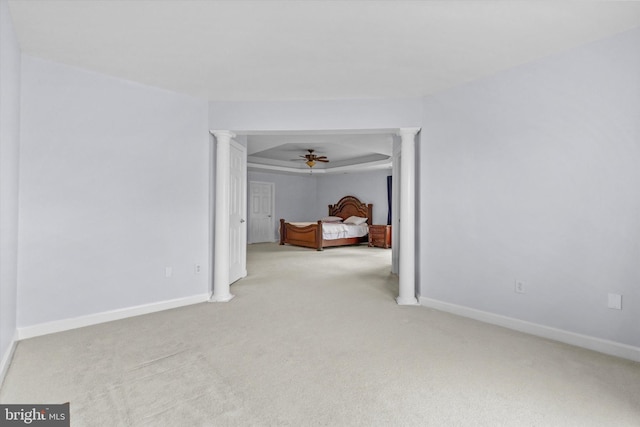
[{"left": 328, "top": 196, "right": 373, "bottom": 225}]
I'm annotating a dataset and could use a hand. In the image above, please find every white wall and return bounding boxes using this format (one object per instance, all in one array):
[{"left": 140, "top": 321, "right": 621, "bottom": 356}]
[
  {"left": 247, "top": 168, "right": 392, "bottom": 241},
  {"left": 17, "top": 56, "right": 211, "bottom": 328},
  {"left": 247, "top": 171, "right": 317, "bottom": 241},
  {"left": 209, "top": 98, "right": 423, "bottom": 131},
  {"left": 316, "top": 170, "right": 391, "bottom": 225},
  {"left": 420, "top": 28, "right": 640, "bottom": 347},
  {"left": 0, "top": 0, "right": 20, "bottom": 373}
]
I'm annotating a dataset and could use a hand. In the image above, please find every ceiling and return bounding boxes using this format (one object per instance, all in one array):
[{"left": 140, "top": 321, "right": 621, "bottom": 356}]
[
  {"left": 8, "top": 1, "right": 640, "bottom": 172},
  {"left": 244, "top": 130, "right": 395, "bottom": 174},
  {"left": 8, "top": 1, "right": 640, "bottom": 102}
]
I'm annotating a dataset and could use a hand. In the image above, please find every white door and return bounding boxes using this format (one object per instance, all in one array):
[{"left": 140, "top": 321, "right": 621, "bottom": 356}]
[
  {"left": 229, "top": 140, "right": 247, "bottom": 284},
  {"left": 249, "top": 181, "right": 275, "bottom": 243}
]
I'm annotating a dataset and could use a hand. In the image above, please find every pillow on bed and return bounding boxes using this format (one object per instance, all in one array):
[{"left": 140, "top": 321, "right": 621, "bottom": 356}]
[
  {"left": 344, "top": 216, "right": 368, "bottom": 225},
  {"left": 322, "top": 216, "right": 343, "bottom": 223}
]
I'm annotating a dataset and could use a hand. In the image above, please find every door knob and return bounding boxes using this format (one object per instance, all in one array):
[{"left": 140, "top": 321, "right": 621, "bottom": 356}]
[{"left": 240, "top": 219, "right": 245, "bottom": 223}]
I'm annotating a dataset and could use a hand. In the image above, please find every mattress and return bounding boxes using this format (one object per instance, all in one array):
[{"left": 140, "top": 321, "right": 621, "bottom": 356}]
[{"left": 287, "top": 222, "right": 369, "bottom": 240}]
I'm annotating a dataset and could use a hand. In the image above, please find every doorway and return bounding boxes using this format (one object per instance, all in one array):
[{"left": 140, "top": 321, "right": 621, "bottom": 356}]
[{"left": 210, "top": 128, "right": 419, "bottom": 304}]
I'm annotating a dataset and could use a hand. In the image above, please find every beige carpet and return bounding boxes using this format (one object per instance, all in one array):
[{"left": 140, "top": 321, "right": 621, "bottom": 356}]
[{"left": 1, "top": 243, "right": 640, "bottom": 426}]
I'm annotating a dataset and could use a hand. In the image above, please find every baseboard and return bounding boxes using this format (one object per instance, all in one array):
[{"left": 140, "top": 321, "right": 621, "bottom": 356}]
[
  {"left": 17, "top": 293, "right": 210, "bottom": 340},
  {"left": 420, "top": 297, "right": 640, "bottom": 363},
  {"left": 0, "top": 331, "right": 18, "bottom": 387}
]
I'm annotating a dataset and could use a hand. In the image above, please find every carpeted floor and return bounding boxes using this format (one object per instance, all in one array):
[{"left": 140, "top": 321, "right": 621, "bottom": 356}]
[{"left": 1, "top": 243, "right": 640, "bottom": 426}]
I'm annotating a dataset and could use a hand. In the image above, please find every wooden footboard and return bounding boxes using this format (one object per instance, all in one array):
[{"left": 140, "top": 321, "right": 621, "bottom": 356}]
[
  {"left": 279, "top": 219, "right": 369, "bottom": 251},
  {"left": 280, "top": 219, "right": 323, "bottom": 250}
]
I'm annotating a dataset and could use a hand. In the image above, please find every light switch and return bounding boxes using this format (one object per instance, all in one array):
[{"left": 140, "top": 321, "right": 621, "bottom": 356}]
[{"left": 607, "top": 293, "right": 622, "bottom": 310}]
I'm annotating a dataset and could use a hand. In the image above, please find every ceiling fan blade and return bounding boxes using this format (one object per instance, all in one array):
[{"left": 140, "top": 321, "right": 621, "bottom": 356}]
[{"left": 293, "top": 150, "right": 329, "bottom": 163}]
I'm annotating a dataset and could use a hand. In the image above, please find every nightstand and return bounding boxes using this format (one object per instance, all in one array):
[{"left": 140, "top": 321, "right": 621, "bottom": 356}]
[{"left": 368, "top": 225, "right": 391, "bottom": 248}]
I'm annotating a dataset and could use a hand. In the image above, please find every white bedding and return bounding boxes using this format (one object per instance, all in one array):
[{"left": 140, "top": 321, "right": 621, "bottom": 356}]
[
  {"left": 322, "top": 222, "right": 368, "bottom": 240},
  {"left": 287, "top": 222, "right": 369, "bottom": 240}
]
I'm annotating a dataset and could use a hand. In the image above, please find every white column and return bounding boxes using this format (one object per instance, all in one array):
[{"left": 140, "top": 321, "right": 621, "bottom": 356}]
[
  {"left": 210, "top": 130, "right": 235, "bottom": 302},
  {"left": 397, "top": 127, "right": 420, "bottom": 305}
]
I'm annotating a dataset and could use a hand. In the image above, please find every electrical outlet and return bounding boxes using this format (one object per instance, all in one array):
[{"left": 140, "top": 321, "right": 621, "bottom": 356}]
[
  {"left": 515, "top": 281, "right": 525, "bottom": 294},
  {"left": 194, "top": 264, "right": 201, "bottom": 274}
]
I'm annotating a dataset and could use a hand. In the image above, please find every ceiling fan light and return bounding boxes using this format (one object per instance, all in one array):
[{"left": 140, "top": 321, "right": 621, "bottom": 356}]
[{"left": 306, "top": 160, "right": 316, "bottom": 168}]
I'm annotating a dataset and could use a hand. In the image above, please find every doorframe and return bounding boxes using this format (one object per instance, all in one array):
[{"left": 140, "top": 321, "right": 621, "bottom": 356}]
[
  {"left": 248, "top": 181, "right": 276, "bottom": 244},
  {"left": 209, "top": 127, "right": 420, "bottom": 304}
]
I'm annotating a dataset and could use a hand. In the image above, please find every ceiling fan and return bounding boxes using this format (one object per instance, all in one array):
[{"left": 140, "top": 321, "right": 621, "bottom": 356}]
[{"left": 298, "top": 149, "right": 329, "bottom": 168}]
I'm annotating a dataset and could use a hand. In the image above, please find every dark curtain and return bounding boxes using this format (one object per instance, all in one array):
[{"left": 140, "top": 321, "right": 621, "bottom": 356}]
[{"left": 387, "top": 175, "right": 392, "bottom": 225}]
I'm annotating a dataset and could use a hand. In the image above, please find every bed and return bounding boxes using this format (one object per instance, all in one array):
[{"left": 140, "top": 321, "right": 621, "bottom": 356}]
[{"left": 279, "top": 196, "right": 373, "bottom": 251}]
